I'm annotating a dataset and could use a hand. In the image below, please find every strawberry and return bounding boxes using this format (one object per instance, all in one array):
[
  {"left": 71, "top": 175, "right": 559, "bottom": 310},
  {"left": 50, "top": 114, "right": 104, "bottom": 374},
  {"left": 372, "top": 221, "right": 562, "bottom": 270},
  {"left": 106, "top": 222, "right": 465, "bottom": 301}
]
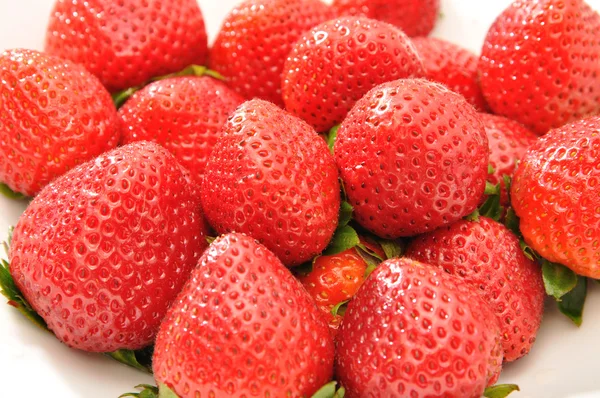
[
  {"left": 299, "top": 248, "right": 367, "bottom": 311},
  {"left": 406, "top": 216, "right": 545, "bottom": 362},
  {"left": 336, "top": 258, "right": 503, "bottom": 397},
  {"left": 412, "top": 37, "right": 488, "bottom": 111},
  {"left": 332, "top": 0, "right": 439, "bottom": 37},
  {"left": 8, "top": 141, "right": 208, "bottom": 352},
  {"left": 511, "top": 116, "right": 600, "bottom": 278},
  {"left": 478, "top": 0, "right": 600, "bottom": 135},
  {"left": 119, "top": 76, "right": 245, "bottom": 183},
  {"left": 152, "top": 233, "right": 334, "bottom": 397},
  {"left": 0, "top": 49, "right": 119, "bottom": 197},
  {"left": 282, "top": 17, "right": 425, "bottom": 132},
  {"left": 201, "top": 99, "right": 340, "bottom": 267},
  {"left": 209, "top": 0, "right": 333, "bottom": 107},
  {"left": 45, "top": 0, "right": 209, "bottom": 92},
  {"left": 480, "top": 113, "right": 538, "bottom": 206},
  {"left": 334, "top": 78, "right": 489, "bottom": 239}
]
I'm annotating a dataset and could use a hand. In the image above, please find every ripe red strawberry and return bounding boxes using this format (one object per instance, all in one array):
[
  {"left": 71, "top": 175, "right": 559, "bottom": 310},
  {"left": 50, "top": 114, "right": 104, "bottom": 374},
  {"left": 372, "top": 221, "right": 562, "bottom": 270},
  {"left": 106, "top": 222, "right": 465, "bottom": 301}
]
[
  {"left": 282, "top": 17, "right": 425, "bottom": 132},
  {"left": 336, "top": 258, "right": 503, "bottom": 397},
  {"left": 406, "top": 216, "right": 545, "bottom": 362},
  {"left": 209, "top": 0, "right": 333, "bottom": 107},
  {"left": 45, "top": 0, "right": 209, "bottom": 92},
  {"left": 152, "top": 233, "right": 334, "bottom": 397},
  {"left": 412, "top": 37, "right": 488, "bottom": 111},
  {"left": 201, "top": 99, "right": 340, "bottom": 267},
  {"left": 332, "top": 0, "right": 440, "bottom": 37},
  {"left": 334, "top": 79, "right": 489, "bottom": 239},
  {"left": 480, "top": 113, "right": 538, "bottom": 206},
  {"left": 298, "top": 247, "right": 368, "bottom": 333},
  {"left": 0, "top": 49, "right": 119, "bottom": 197},
  {"left": 511, "top": 116, "right": 600, "bottom": 278},
  {"left": 478, "top": 0, "right": 600, "bottom": 135},
  {"left": 119, "top": 76, "right": 245, "bottom": 183},
  {"left": 9, "top": 141, "right": 208, "bottom": 352}
]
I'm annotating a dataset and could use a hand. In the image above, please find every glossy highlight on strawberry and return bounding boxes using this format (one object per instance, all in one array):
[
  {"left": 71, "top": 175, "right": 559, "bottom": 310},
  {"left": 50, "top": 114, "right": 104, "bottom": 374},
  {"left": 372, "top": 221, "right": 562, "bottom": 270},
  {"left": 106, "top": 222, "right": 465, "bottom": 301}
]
[
  {"left": 479, "top": 0, "right": 600, "bottom": 134},
  {"left": 511, "top": 116, "right": 600, "bottom": 278},
  {"left": 0, "top": 49, "right": 120, "bottom": 197},
  {"left": 407, "top": 217, "right": 545, "bottom": 362},
  {"left": 334, "top": 78, "right": 489, "bottom": 238},
  {"left": 119, "top": 76, "right": 245, "bottom": 183},
  {"left": 45, "top": 0, "right": 209, "bottom": 92},
  {"left": 282, "top": 16, "right": 425, "bottom": 132},
  {"left": 153, "top": 233, "right": 334, "bottom": 397},
  {"left": 9, "top": 141, "right": 208, "bottom": 352},
  {"left": 201, "top": 99, "right": 340, "bottom": 267},
  {"left": 210, "top": 0, "right": 333, "bottom": 107},
  {"left": 336, "top": 258, "right": 503, "bottom": 397}
]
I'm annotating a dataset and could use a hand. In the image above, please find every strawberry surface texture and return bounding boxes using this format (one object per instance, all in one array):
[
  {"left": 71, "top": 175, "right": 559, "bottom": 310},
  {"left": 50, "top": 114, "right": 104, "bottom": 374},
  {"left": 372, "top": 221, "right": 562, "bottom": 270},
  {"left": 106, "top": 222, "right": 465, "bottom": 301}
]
[
  {"left": 201, "top": 99, "right": 340, "bottom": 267},
  {"left": 512, "top": 115, "right": 600, "bottom": 278},
  {"left": 45, "top": 0, "right": 209, "bottom": 92},
  {"left": 282, "top": 16, "right": 425, "bottom": 132},
  {"left": 119, "top": 76, "right": 245, "bottom": 183},
  {"left": 479, "top": 0, "right": 600, "bottom": 135},
  {"left": 9, "top": 141, "right": 208, "bottom": 352},
  {"left": 153, "top": 233, "right": 334, "bottom": 398},
  {"left": 0, "top": 49, "right": 119, "bottom": 197},
  {"left": 334, "top": 78, "right": 489, "bottom": 238},
  {"left": 210, "top": 0, "right": 333, "bottom": 107},
  {"left": 336, "top": 258, "right": 503, "bottom": 398}
]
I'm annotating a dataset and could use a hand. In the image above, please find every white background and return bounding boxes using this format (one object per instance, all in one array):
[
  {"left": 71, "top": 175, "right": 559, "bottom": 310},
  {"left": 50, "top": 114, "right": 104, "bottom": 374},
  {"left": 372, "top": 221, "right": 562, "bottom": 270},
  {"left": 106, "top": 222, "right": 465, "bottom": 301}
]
[{"left": 1, "top": 0, "right": 600, "bottom": 397}]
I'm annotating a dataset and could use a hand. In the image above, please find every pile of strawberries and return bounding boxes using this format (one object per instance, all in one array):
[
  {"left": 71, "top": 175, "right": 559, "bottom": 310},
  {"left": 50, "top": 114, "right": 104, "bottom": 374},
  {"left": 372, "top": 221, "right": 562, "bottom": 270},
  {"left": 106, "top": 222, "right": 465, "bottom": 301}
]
[{"left": 0, "top": 0, "right": 599, "bottom": 397}]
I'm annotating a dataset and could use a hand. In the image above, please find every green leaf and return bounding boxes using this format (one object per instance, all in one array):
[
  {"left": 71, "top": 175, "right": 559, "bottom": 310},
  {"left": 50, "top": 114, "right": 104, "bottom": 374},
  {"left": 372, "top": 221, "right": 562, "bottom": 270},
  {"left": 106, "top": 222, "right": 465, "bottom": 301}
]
[
  {"left": 504, "top": 207, "right": 520, "bottom": 236},
  {"left": 158, "top": 383, "right": 180, "bottom": 398},
  {"left": 558, "top": 276, "right": 587, "bottom": 326},
  {"left": 311, "top": 381, "right": 345, "bottom": 398},
  {"left": 484, "top": 181, "right": 501, "bottom": 196},
  {"left": 327, "top": 125, "right": 340, "bottom": 155},
  {"left": 119, "top": 383, "right": 179, "bottom": 398},
  {"left": 331, "top": 300, "right": 349, "bottom": 317},
  {"left": 377, "top": 239, "right": 403, "bottom": 259},
  {"left": 105, "top": 348, "right": 153, "bottom": 373},
  {"left": 0, "top": 183, "right": 26, "bottom": 199},
  {"left": 0, "top": 227, "right": 48, "bottom": 331},
  {"left": 483, "top": 384, "right": 520, "bottom": 398},
  {"left": 542, "top": 260, "right": 578, "bottom": 300},
  {"left": 465, "top": 208, "right": 480, "bottom": 222},
  {"left": 478, "top": 194, "right": 504, "bottom": 222},
  {"left": 519, "top": 240, "right": 537, "bottom": 261},
  {"left": 206, "top": 236, "right": 216, "bottom": 245},
  {"left": 338, "top": 201, "right": 353, "bottom": 228},
  {"left": 355, "top": 245, "right": 382, "bottom": 278},
  {"left": 119, "top": 384, "right": 159, "bottom": 398},
  {"left": 324, "top": 225, "right": 359, "bottom": 256},
  {"left": 293, "top": 256, "right": 318, "bottom": 276},
  {"left": 112, "top": 87, "right": 140, "bottom": 108},
  {"left": 488, "top": 164, "right": 496, "bottom": 174}
]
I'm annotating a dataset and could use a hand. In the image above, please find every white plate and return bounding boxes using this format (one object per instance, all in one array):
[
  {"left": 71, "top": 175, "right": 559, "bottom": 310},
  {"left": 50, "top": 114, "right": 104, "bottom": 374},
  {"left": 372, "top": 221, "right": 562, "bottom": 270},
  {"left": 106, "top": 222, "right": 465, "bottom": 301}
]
[{"left": 1, "top": 1, "right": 599, "bottom": 397}]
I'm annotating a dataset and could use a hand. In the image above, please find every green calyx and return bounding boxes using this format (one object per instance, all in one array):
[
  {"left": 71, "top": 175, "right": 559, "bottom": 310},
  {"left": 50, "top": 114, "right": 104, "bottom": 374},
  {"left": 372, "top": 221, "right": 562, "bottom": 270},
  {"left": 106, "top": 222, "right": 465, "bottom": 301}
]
[
  {"left": 327, "top": 125, "right": 340, "bottom": 155},
  {"left": 0, "top": 183, "right": 26, "bottom": 200},
  {"left": 120, "top": 383, "right": 179, "bottom": 398},
  {"left": 105, "top": 346, "right": 154, "bottom": 373},
  {"left": 311, "top": 381, "right": 346, "bottom": 398},
  {"left": 483, "top": 384, "right": 520, "bottom": 398},
  {"left": 111, "top": 64, "right": 224, "bottom": 108}
]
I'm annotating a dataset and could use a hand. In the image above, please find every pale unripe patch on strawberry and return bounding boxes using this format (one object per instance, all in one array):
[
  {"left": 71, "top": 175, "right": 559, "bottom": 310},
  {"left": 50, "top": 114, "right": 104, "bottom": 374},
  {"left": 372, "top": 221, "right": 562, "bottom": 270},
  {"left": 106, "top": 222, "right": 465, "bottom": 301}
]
[{"left": 334, "top": 78, "right": 489, "bottom": 238}]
